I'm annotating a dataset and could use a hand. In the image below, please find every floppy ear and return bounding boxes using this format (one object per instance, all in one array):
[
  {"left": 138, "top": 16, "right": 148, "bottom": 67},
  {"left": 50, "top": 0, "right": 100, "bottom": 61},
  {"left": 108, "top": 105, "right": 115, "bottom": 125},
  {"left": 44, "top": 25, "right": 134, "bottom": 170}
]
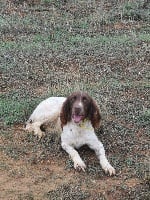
[
  {"left": 60, "top": 98, "right": 72, "bottom": 128},
  {"left": 88, "top": 99, "right": 101, "bottom": 129}
]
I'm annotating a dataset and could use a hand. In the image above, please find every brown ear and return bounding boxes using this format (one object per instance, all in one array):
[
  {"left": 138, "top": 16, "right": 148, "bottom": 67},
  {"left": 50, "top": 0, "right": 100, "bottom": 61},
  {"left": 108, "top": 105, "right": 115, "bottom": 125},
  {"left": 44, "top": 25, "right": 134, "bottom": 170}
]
[
  {"left": 60, "top": 98, "right": 71, "bottom": 128},
  {"left": 88, "top": 99, "right": 101, "bottom": 129}
]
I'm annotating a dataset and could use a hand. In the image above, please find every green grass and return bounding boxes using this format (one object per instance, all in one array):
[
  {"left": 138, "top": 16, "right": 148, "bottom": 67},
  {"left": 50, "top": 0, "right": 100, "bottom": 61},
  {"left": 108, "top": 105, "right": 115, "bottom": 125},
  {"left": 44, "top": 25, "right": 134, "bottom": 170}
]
[
  {"left": 1, "top": 76, "right": 149, "bottom": 125},
  {"left": 1, "top": 29, "right": 150, "bottom": 52},
  {"left": 121, "top": 1, "right": 150, "bottom": 21},
  {"left": 137, "top": 109, "right": 150, "bottom": 127},
  {"left": 46, "top": 183, "right": 90, "bottom": 200},
  {"left": 0, "top": 94, "right": 41, "bottom": 125}
]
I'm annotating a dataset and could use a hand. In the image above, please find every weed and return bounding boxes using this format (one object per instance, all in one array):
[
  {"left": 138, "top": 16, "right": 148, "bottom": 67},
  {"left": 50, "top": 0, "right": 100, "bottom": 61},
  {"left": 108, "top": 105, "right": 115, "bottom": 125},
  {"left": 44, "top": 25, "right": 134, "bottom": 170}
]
[
  {"left": 18, "top": 192, "right": 34, "bottom": 200},
  {"left": 0, "top": 162, "right": 10, "bottom": 171},
  {"left": 46, "top": 183, "right": 90, "bottom": 200},
  {"left": 3, "top": 145, "right": 28, "bottom": 160},
  {"left": 137, "top": 109, "right": 150, "bottom": 127},
  {"left": 0, "top": 94, "right": 41, "bottom": 125}
]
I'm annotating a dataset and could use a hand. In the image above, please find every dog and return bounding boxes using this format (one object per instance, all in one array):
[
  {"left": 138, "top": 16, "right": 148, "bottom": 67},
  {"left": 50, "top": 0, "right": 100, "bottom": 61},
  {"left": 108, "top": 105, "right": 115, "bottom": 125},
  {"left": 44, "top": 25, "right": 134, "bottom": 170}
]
[
  {"left": 25, "top": 97, "right": 66, "bottom": 138},
  {"left": 60, "top": 91, "right": 115, "bottom": 175},
  {"left": 25, "top": 92, "right": 115, "bottom": 175}
]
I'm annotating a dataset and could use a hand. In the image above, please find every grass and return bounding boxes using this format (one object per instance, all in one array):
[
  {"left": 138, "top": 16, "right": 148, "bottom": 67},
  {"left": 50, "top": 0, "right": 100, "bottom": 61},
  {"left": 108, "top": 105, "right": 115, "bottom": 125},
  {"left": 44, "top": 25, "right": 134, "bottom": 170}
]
[
  {"left": 0, "top": 0, "right": 149, "bottom": 199},
  {"left": 0, "top": 93, "right": 41, "bottom": 125},
  {"left": 121, "top": 1, "right": 150, "bottom": 21},
  {"left": 46, "top": 183, "right": 90, "bottom": 200}
]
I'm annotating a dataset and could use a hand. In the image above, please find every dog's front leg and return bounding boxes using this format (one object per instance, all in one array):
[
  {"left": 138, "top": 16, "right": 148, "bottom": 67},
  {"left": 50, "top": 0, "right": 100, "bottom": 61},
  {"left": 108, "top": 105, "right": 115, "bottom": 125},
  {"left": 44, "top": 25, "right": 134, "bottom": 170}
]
[
  {"left": 61, "top": 142, "right": 86, "bottom": 171},
  {"left": 88, "top": 139, "right": 115, "bottom": 176}
]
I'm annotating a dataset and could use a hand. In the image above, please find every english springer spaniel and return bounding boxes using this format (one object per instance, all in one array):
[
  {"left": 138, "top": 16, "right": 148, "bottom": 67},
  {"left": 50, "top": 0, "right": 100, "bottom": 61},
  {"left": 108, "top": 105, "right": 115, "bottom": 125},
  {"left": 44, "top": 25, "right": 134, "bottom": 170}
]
[
  {"left": 25, "top": 92, "right": 115, "bottom": 175},
  {"left": 60, "top": 91, "right": 115, "bottom": 175}
]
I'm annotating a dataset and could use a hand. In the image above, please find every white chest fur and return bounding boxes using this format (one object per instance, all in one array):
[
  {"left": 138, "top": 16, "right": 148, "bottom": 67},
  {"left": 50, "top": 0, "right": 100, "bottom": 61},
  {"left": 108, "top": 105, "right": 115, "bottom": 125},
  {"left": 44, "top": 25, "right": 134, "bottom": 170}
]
[
  {"left": 61, "top": 120, "right": 95, "bottom": 148},
  {"left": 61, "top": 119, "right": 115, "bottom": 175}
]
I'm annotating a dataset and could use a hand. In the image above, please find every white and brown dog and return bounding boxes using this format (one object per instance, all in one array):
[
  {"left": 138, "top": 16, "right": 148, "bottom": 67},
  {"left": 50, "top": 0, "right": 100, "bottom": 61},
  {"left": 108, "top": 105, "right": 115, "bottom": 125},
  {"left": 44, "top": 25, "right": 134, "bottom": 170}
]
[{"left": 25, "top": 92, "right": 115, "bottom": 175}]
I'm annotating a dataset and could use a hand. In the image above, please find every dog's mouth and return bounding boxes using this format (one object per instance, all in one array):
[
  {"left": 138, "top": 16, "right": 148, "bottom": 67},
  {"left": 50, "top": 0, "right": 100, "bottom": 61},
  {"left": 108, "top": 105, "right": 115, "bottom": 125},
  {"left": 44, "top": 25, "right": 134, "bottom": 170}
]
[{"left": 72, "top": 114, "right": 84, "bottom": 123}]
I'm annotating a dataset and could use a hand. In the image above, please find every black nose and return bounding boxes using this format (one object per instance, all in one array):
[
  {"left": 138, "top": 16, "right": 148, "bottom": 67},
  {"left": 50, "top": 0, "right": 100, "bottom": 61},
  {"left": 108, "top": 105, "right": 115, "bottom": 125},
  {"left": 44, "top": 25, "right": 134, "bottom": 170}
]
[{"left": 74, "top": 106, "right": 82, "bottom": 114}]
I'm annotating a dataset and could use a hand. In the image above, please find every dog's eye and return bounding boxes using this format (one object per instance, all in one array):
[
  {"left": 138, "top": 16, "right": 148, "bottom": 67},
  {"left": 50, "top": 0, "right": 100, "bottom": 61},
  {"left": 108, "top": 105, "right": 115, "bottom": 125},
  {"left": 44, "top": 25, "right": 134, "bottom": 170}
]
[
  {"left": 70, "top": 96, "right": 76, "bottom": 102},
  {"left": 82, "top": 96, "right": 87, "bottom": 102}
]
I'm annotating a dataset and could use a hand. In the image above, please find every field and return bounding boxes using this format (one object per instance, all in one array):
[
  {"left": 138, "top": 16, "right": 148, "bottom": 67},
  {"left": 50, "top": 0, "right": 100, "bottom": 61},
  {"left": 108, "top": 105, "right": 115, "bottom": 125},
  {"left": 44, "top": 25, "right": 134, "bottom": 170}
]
[{"left": 0, "top": 0, "right": 149, "bottom": 199}]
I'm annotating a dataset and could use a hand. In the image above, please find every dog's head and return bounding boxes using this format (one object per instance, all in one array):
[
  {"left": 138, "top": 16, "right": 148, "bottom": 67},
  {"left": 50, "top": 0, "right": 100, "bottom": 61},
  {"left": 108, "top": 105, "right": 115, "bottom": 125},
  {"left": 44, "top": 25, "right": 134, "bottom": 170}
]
[{"left": 60, "top": 91, "right": 101, "bottom": 129}]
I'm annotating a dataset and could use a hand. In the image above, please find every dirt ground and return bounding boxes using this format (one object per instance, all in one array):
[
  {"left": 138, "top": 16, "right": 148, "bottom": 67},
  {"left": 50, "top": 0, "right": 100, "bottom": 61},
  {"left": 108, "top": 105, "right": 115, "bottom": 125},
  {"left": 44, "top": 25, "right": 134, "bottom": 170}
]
[{"left": 0, "top": 124, "right": 149, "bottom": 199}]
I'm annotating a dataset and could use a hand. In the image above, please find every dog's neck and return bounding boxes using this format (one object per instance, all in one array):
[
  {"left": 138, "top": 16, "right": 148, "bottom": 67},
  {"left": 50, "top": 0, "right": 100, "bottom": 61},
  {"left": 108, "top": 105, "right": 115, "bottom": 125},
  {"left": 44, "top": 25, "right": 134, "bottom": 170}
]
[{"left": 74, "top": 119, "right": 93, "bottom": 130}]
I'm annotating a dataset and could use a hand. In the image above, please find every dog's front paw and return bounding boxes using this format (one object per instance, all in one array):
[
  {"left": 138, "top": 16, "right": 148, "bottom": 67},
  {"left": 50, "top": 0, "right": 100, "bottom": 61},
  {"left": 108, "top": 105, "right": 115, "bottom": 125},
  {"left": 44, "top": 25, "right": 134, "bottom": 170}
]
[
  {"left": 103, "top": 164, "right": 115, "bottom": 176},
  {"left": 74, "top": 159, "right": 86, "bottom": 172}
]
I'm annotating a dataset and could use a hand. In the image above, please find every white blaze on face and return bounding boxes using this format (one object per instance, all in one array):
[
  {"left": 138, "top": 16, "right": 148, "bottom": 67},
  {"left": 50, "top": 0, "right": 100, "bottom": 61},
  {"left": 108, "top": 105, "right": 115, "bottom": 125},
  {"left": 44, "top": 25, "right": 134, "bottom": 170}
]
[
  {"left": 78, "top": 101, "right": 83, "bottom": 108},
  {"left": 78, "top": 91, "right": 83, "bottom": 108}
]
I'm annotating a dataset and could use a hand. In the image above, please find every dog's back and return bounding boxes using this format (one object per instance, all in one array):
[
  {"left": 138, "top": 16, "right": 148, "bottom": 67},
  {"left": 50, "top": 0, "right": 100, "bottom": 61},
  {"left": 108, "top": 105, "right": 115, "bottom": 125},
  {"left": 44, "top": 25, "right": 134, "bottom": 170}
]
[
  {"left": 25, "top": 97, "right": 66, "bottom": 137},
  {"left": 29, "top": 97, "right": 66, "bottom": 122}
]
